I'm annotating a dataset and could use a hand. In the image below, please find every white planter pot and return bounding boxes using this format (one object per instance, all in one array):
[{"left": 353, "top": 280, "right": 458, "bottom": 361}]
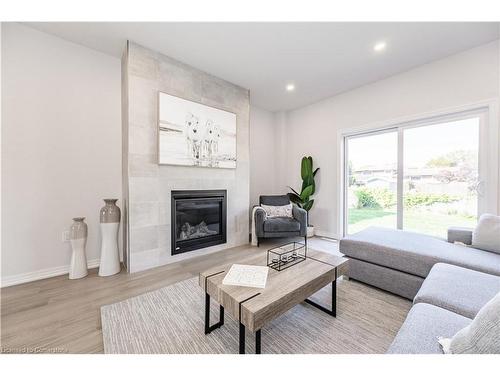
[
  {"left": 69, "top": 238, "right": 88, "bottom": 279},
  {"left": 69, "top": 217, "right": 88, "bottom": 280},
  {"left": 99, "top": 199, "right": 121, "bottom": 277},
  {"left": 99, "top": 222, "right": 121, "bottom": 276},
  {"left": 306, "top": 226, "right": 315, "bottom": 238}
]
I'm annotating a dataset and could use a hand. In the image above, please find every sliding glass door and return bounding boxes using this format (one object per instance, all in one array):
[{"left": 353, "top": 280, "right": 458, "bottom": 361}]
[
  {"left": 345, "top": 130, "right": 398, "bottom": 234},
  {"left": 344, "top": 111, "right": 483, "bottom": 237},
  {"left": 402, "top": 118, "right": 479, "bottom": 238}
]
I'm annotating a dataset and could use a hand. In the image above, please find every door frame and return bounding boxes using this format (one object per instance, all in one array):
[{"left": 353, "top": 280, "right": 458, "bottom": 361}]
[
  {"left": 338, "top": 99, "right": 499, "bottom": 237},
  {"left": 342, "top": 127, "right": 398, "bottom": 236}
]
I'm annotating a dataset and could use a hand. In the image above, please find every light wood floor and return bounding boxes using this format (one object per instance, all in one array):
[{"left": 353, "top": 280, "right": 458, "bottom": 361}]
[{"left": 1, "top": 241, "right": 412, "bottom": 354}]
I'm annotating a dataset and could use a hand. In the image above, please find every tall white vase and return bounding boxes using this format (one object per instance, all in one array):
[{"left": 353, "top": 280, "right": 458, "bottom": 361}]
[
  {"left": 69, "top": 217, "right": 88, "bottom": 279},
  {"left": 99, "top": 199, "right": 121, "bottom": 277}
]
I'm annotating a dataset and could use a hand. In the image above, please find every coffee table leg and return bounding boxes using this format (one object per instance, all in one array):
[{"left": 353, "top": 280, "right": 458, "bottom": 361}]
[
  {"left": 255, "top": 329, "right": 261, "bottom": 354},
  {"left": 332, "top": 278, "right": 336, "bottom": 316},
  {"left": 239, "top": 323, "right": 245, "bottom": 354},
  {"left": 205, "top": 293, "right": 224, "bottom": 334},
  {"left": 239, "top": 323, "right": 261, "bottom": 354},
  {"left": 304, "top": 278, "right": 337, "bottom": 317}
]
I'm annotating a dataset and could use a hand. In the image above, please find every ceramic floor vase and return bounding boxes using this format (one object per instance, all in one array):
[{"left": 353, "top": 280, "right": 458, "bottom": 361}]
[
  {"left": 69, "top": 217, "right": 88, "bottom": 279},
  {"left": 99, "top": 199, "right": 121, "bottom": 276}
]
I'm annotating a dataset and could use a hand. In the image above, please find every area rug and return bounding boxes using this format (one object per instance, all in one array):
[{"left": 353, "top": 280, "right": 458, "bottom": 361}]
[{"left": 101, "top": 277, "right": 410, "bottom": 354}]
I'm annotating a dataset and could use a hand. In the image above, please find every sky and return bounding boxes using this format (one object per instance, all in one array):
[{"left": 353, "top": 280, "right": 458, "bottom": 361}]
[{"left": 348, "top": 117, "right": 479, "bottom": 170}]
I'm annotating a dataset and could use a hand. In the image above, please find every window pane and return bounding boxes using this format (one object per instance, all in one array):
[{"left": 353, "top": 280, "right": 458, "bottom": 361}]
[
  {"left": 346, "top": 131, "right": 398, "bottom": 234},
  {"left": 402, "top": 118, "right": 479, "bottom": 238}
]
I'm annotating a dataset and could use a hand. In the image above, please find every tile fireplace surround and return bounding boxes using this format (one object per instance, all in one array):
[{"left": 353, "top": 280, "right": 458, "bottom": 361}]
[{"left": 122, "top": 41, "right": 250, "bottom": 272}]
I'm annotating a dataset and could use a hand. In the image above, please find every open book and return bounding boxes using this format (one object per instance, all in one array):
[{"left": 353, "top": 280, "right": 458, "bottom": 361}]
[{"left": 222, "top": 264, "right": 269, "bottom": 289}]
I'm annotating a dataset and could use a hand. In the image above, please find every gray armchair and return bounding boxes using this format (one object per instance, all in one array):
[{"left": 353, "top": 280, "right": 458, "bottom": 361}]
[{"left": 254, "top": 195, "right": 307, "bottom": 247}]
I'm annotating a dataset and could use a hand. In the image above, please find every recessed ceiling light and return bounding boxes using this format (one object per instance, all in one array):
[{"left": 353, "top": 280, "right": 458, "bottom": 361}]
[
  {"left": 286, "top": 83, "right": 295, "bottom": 92},
  {"left": 373, "top": 41, "right": 387, "bottom": 52}
]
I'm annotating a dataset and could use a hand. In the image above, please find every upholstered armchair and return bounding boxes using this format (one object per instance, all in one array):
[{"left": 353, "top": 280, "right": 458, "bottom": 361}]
[{"left": 254, "top": 195, "right": 307, "bottom": 247}]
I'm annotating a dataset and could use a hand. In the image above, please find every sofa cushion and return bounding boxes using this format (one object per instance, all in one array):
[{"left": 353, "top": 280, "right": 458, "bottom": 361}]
[
  {"left": 387, "top": 303, "right": 471, "bottom": 354},
  {"left": 472, "top": 214, "right": 500, "bottom": 254},
  {"left": 339, "top": 227, "right": 500, "bottom": 278},
  {"left": 263, "top": 217, "right": 300, "bottom": 232},
  {"left": 439, "top": 292, "right": 500, "bottom": 354},
  {"left": 415, "top": 263, "right": 500, "bottom": 319}
]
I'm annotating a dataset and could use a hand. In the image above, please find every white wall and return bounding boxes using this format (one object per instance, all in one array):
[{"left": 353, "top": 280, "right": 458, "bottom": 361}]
[
  {"left": 1, "top": 23, "right": 122, "bottom": 286},
  {"left": 249, "top": 105, "right": 278, "bottom": 207},
  {"left": 273, "top": 111, "right": 289, "bottom": 197},
  {"left": 278, "top": 41, "right": 500, "bottom": 238}
]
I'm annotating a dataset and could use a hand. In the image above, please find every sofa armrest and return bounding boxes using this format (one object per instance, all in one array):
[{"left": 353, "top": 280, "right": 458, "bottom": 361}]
[
  {"left": 292, "top": 205, "right": 308, "bottom": 237},
  {"left": 254, "top": 206, "right": 267, "bottom": 237},
  {"left": 447, "top": 227, "right": 473, "bottom": 245}
]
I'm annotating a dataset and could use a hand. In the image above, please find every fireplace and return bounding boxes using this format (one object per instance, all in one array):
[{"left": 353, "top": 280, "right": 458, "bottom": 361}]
[{"left": 171, "top": 190, "right": 227, "bottom": 255}]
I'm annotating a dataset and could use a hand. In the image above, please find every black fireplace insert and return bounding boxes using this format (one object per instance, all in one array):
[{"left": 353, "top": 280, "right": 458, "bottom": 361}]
[{"left": 171, "top": 190, "right": 227, "bottom": 255}]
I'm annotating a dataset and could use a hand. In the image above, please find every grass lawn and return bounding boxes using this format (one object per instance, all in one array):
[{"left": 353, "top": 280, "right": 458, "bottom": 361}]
[{"left": 348, "top": 208, "right": 476, "bottom": 238}]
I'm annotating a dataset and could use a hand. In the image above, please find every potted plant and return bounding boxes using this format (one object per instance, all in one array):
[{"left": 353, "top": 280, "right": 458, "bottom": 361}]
[{"left": 287, "top": 156, "right": 320, "bottom": 237}]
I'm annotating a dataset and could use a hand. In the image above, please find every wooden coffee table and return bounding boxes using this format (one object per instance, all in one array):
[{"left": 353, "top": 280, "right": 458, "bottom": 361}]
[{"left": 199, "top": 248, "right": 349, "bottom": 354}]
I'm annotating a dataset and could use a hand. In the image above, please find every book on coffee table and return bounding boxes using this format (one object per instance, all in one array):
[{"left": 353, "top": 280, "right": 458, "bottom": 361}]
[{"left": 222, "top": 264, "right": 269, "bottom": 289}]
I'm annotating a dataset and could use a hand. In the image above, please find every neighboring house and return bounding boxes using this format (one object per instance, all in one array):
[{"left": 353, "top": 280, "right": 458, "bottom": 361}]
[{"left": 363, "top": 177, "right": 397, "bottom": 190}]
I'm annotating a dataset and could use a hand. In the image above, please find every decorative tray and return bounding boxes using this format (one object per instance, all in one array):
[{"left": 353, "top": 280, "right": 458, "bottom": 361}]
[{"left": 267, "top": 241, "right": 307, "bottom": 271}]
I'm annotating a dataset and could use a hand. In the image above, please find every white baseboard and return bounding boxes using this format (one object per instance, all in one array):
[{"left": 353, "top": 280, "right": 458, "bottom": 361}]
[
  {"left": 314, "top": 230, "right": 340, "bottom": 240},
  {"left": 1, "top": 259, "right": 100, "bottom": 288}
]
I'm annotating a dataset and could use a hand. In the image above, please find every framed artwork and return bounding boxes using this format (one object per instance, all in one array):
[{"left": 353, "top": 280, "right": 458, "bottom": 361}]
[{"left": 158, "top": 92, "right": 237, "bottom": 168}]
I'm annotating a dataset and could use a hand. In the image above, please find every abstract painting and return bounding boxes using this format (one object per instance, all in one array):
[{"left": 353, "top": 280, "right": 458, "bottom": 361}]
[{"left": 158, "top": 92, "right": 237, "bottom": 168}]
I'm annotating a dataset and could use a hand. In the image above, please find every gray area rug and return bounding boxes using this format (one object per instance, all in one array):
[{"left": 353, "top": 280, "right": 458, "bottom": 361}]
[{"left": 101, "top": 276, "right": 410, "bottom": 354}]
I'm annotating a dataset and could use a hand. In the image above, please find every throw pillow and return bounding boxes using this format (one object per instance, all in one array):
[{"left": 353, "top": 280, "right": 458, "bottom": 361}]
[
  {"left": 439, "top": 291, "right": 500, "bottom": 354},
  {"left": 472, "top": 214, "right": 500, "bottom": 254},
  {"left": 261, "top": 203, "right": 293, "bottom": 218}
]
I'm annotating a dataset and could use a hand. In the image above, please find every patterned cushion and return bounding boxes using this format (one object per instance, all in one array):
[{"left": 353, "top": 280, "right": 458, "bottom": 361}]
[
  {"left": 472, "top": 214, "right": 500, "bottom": 254},
  {"left": 439, "top": 292, "right": 500, "bottom": 354},
  {"left": 261, "top": 203, "right": 293, "bottom": 218}
]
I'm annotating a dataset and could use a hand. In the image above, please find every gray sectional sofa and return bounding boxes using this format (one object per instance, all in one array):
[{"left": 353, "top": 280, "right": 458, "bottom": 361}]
[
  {"left": 387, "top": 263, "right": 500, "bottom": 353},
  {"left": 339, "top": 226, "right": 500, "bottom": 354},
  {"left": 340, "top": 226, "right": 500, "bottom": 299}
]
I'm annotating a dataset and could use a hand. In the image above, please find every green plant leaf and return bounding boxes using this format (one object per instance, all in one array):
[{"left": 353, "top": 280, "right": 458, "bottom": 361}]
[
  {"left": 300, "top": 185, "right": 313, "bottom": 201},
  {"left": 296, "top": 155, "right": 319, "bottom": 214},
  {"left": 301, "top": 157, "right": 312, "bottom": 180},
  {"left": 287, "top": 186, "right": 300, "bottom": 196},
  {"left": 302, "top": 199, "right": 314, "bottom": 212},
  {"left": 287, "top": 192, "right": 303, "bottom": 205},
  {"left": 301, "top": 177, "right": 313, "bottom": 193}
]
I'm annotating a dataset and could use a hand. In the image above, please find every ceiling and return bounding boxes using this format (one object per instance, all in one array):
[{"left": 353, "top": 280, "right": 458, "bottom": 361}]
[{"left": 25, "top": 22, "right": 499, "bottom": 112}]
